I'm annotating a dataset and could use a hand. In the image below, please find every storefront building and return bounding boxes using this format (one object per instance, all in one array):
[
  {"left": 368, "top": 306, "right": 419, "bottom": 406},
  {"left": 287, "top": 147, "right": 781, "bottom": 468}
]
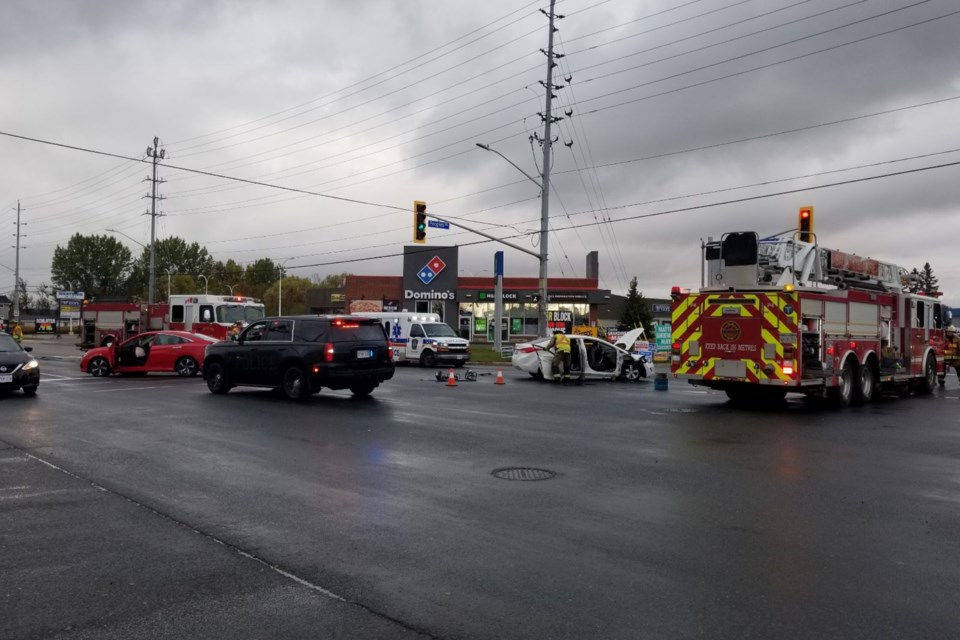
[{"left": 305, "top": 246, "right": 619, "bottom": 341}]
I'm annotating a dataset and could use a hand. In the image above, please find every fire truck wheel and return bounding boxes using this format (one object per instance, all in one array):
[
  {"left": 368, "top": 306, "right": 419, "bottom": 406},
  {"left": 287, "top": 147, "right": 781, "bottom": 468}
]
[
  {"left": 88, "top": 357, "right": 111, "bottom": 377},
  {"left": 856, "top": 362, "right": 877, "bottom": 404},
  {"left": 175, "top": 357, "right": 199, "bottom": 377},
  {"left": 829, "top": 359, "right": 855, "bottom": 408},
  {"left": 206, "top": 362, "right": 230, "bottom": 394},
  {"left": 282, "top": 366, "right": 310, "bottom": 401},
  {"left": 916, "top": 352, "right": 937, "bottom": 395}
]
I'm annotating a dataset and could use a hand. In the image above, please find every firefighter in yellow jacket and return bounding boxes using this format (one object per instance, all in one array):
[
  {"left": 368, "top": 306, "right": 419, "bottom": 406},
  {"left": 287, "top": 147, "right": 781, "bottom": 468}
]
[
  {"left": 544, "top": 330, "right": 571, "bottom": 383},
  {"left": 939, "top": 325, "right": 960, "bottom": 386},
  {"left": 11, "top": 321, "right": 24, "bottom": 345}
]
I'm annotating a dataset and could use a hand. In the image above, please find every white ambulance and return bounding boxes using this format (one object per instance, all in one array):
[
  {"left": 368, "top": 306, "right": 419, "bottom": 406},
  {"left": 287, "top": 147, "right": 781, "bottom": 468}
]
[{"left": 355, "top": 312, "right": 470, "bottom": 367}]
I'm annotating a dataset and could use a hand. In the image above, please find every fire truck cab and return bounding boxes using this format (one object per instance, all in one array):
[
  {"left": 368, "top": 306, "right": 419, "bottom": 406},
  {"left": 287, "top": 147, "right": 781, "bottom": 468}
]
[
  {"left": 671, "top": 229, "right": 949, "bottom": 407},
  {"left": 163, "top": 294, "right": 265, "bottom": 339}
]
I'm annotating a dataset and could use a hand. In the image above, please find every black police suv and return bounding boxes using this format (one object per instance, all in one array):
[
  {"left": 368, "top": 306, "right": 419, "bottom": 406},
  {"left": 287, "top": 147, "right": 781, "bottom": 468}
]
[{"left": 202, "top": 315, "right": 394, "bottom": 400}]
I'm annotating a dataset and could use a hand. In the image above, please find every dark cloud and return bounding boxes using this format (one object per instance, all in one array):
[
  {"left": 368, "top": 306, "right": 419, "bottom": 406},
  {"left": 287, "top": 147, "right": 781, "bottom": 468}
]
[{"left": 1, "top": 0, "right": 958, "bottom": 302}]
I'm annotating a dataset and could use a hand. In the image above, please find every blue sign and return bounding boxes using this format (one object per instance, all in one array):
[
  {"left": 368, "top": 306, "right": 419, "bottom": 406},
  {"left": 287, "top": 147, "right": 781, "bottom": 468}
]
[{"left": 428, "top": 220, "right": 449, "bottom": 229}]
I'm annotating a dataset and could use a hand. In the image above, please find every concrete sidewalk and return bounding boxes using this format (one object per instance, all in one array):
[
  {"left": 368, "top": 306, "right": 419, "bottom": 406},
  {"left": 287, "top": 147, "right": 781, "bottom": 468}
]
[{"left": 19, "top": 334, "right": 85, "bottom": 359}]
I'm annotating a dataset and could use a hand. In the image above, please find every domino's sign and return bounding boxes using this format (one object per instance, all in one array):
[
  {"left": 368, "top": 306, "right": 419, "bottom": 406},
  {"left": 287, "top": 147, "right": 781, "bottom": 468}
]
[{"left": 417, "top": 256, "right": 446, "bottom": 285}]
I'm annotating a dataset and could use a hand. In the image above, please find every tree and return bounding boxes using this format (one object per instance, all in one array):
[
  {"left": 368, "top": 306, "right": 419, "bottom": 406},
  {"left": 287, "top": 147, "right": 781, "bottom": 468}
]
[
  {"left": 242, "top": 258, "right": 278, "bottom": 301},
  {"left": 619, "top": 277, "right": 653, "bottom": 332},
  {"left": 51, "top": 234, "right": 133, "bottom": 297},
  {"left": 34, "top": 283, "right": 55, "bottom": 314},
  {"left": 127, "top": 237, "right": 216, "bottom": 298},
  {"left": 261, "top": 275, "right": 313, "bottom": 315},
  {"left": 314, "top": 272, "right": 350, "bottom": 288},
  {"left": 918, "top": 262, "right": 939, "bottom": 295}
]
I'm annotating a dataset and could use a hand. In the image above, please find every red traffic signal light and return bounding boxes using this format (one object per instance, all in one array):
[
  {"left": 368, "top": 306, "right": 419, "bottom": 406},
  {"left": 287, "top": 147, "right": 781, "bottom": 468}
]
[
  {"left": 413, "top": 200, "right": 427, "bottom": 244},
  {"left": 798, "top": 206, "right": 814, "bottom": 242}
]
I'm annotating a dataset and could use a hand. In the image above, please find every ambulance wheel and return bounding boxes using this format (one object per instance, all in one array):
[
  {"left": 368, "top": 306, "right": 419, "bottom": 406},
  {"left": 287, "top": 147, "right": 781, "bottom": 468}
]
[
  {"left": 420, "top": 351, "right": 437, "bottom": 368},
  {"left": 89, "top": 357, "right": 111, "bottom": 377},
  {"left": 282, "top": 366, "right": 310, "bottom": 401},
  {"left": 175, "top": 356, "right": 199, "bottom": 377},
  {"left": 206, "top": 362, "right": 230, "bottom": 394},
  {"left": 829, "top": 359, "right": 854, "bottom": 408},
  {"left": 916, "top": 352, "right": 936, "bottom": 395},
  {"left": 856, "top": 361, "right": 877, "bottom": 404}
]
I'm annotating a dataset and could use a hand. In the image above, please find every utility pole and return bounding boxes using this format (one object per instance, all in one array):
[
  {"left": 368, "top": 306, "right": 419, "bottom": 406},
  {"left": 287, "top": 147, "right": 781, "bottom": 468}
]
[
  {"left": 537, "top": 0, "right": 561, "bottom": 336},
  {"left": 12, "top": 201, "right": 26, "bottom": 320},
  {"left": 144, "top": 137, "right": 165, "bottom": 305}
]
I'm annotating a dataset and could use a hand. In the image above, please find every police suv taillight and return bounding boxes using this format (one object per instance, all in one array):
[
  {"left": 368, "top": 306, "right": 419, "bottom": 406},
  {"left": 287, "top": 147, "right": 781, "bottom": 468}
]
[{"left": 324, "top": 342, "right": 335, "bottom": 363}]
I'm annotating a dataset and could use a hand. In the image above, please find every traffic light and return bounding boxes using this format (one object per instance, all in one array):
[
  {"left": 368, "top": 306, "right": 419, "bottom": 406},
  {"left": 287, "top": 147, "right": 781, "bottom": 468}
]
[
  {"left": 798, "top": 205, "right": 814, "bottom": 242},
  {"left": 413, "top": 200, "right": 427, "bottom": 244}
]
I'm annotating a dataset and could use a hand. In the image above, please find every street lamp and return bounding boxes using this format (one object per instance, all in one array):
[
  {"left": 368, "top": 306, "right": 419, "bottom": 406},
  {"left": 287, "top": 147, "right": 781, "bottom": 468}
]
[
  {"left": 105, "top": 228, "right": 146, "bottom": 249},
  {"left": 278, "top": 258, "right": 294, "bottom": 315},
  {"left": 166, "top": 269, "right": 176, "bottom": 300},
  {"left": 475, "top": 143, "right": 550, "bottom": 336},
  {"left": 198, "top": 274, "right": 208, "bottom": 295}
]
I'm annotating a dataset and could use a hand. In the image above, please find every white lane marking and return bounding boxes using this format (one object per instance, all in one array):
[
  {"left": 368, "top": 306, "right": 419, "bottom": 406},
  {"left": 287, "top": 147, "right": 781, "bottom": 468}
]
[
  {"left": 89, "top": 385, "right": 169, "bottom": 393},
  {"left": 39, "top": 372, "right": 77, "bottom": 380},
  {"left": 0, "top": 489, "right": 86, "bottom": 501}
]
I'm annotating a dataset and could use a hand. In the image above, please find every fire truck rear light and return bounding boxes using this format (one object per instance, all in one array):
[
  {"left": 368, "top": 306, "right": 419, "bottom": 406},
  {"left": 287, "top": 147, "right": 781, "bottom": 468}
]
[
  {"left": 827, "top": 346, "right": 834, "bottom": 355},
  {"left": 324, "top": 342, "right": 335, "bottom": 362},
  {"left": 783, "top": 364, "right": 794, "bottom": 375},
  {"left": 849, "top": 341, "right": 856, "bottom": 349}
]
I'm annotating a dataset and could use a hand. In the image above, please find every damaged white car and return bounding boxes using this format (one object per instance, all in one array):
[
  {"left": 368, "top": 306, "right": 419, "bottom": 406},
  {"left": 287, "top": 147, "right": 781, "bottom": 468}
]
[{"left": 511, "top": 327, "right": 653, "bottom": 382}]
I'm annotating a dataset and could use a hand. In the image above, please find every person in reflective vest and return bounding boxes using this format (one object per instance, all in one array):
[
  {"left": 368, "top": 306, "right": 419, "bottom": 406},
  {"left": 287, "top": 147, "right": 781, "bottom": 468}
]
[
  {"left": 940, "top": 325, "right": 960, "bottom": 386},
  {"left": 11, "top": 321, "right": 23, "bottom": 345},
  {"left": 544, "top": 330, "right": 571, "bottom": 383}
]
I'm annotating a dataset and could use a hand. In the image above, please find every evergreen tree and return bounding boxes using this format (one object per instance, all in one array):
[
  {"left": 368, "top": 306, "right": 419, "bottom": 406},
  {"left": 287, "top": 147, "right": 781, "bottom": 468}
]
[
  {"left": 619, "top": 277, "right": 653, "bottom": 332},
  {"left": 919, "top": 262, "right": 939, "bottom": 295}
]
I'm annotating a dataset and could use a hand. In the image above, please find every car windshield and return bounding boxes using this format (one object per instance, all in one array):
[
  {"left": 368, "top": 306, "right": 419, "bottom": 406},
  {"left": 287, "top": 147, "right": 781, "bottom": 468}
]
[
  {"left": 423, "top": 323, "right": 458, "bottom": 338},
  {"left": 0, "top": 334, "right": 22, "bottom": 352},
  {"left": 217, "top": 304, "right": 264, "bottom": 324}
]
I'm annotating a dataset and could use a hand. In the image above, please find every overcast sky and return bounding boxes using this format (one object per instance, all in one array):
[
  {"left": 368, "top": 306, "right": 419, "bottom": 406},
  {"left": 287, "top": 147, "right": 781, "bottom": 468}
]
[{"left": 2, "top": 0, "right": 958, "bottom": 304}]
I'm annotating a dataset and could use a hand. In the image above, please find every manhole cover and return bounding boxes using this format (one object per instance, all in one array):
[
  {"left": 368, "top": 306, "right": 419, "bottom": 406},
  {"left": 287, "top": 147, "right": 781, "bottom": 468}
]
[{"left": 492, "top": 467, "right": 556, "bottom": 481}]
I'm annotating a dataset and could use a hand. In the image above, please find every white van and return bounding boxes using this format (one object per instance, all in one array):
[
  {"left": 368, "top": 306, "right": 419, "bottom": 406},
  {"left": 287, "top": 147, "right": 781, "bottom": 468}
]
[{"left": 354, "top": 312, "right": 470, "bottom": 367}]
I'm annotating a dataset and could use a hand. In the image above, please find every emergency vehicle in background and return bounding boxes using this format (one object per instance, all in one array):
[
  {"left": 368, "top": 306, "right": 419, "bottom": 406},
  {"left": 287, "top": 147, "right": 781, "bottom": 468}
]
[
  {"left": 81, "top": 294, "right": 265, "bottom": 348},
  {"left": 671, "top": 208, "right": 952, "bottom": 407},
  {"left": 354, "top": 312, "right": 471, "bottom": 367}
]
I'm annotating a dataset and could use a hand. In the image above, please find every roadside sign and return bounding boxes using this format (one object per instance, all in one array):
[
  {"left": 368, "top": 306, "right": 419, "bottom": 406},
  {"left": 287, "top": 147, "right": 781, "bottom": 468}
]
[{"left": 427, "top": 220, "right": 449, "bottom": 229}]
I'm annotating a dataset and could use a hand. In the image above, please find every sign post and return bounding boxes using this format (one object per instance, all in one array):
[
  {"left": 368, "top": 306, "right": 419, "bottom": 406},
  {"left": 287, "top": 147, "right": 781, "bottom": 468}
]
[
  {"left": 56, "top": 291, "right": 84, "bottom": 336},
  {"left": 494, "top": 251, "right": 504, "bottom": 353}
]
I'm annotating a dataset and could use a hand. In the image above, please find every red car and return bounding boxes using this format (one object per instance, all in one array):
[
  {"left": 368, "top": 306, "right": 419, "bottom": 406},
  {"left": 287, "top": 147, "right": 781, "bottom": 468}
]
[{"left": 80, "top": 330, "right": 219, "bottom": 377}]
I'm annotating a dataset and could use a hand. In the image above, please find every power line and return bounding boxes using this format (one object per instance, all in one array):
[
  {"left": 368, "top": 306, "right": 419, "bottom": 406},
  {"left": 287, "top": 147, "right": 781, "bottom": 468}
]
[{"left": 281, "top": 159, "right": 960, "bottom": 270}]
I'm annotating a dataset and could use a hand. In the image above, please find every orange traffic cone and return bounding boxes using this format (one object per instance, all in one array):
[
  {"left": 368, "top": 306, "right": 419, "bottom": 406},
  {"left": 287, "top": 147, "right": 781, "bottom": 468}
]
[
  {"left": 446, "top": 368, "right": 458, "bottom": 387},
  {"left": 495, "top": 368, "right": 505, "bottom": 385}
]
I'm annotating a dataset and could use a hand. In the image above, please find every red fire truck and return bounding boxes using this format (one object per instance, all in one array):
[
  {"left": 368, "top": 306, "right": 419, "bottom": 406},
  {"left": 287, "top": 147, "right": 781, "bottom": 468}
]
[
  {"left": 81, "top": 294, "right": 265, "bottom": 348},
  {"left": 670, "top": 220, "right": 951, "bottom": 407}
]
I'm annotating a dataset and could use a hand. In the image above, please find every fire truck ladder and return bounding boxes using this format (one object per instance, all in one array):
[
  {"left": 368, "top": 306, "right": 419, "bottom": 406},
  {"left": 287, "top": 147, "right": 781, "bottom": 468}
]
[{"left": 758, "top": 235, "right": 913, "bottom": 292}]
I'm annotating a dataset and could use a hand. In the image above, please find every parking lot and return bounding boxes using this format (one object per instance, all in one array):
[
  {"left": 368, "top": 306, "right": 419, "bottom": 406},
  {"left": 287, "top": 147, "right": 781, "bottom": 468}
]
[{"left": 3, "top": 336, "right": 960, "bottom": 639}]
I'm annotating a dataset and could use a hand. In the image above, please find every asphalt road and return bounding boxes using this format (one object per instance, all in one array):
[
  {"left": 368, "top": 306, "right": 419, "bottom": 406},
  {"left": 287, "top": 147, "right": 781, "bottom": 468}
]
[{"left": 3, "top": 337, "right": 960, "bottom": 639}]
